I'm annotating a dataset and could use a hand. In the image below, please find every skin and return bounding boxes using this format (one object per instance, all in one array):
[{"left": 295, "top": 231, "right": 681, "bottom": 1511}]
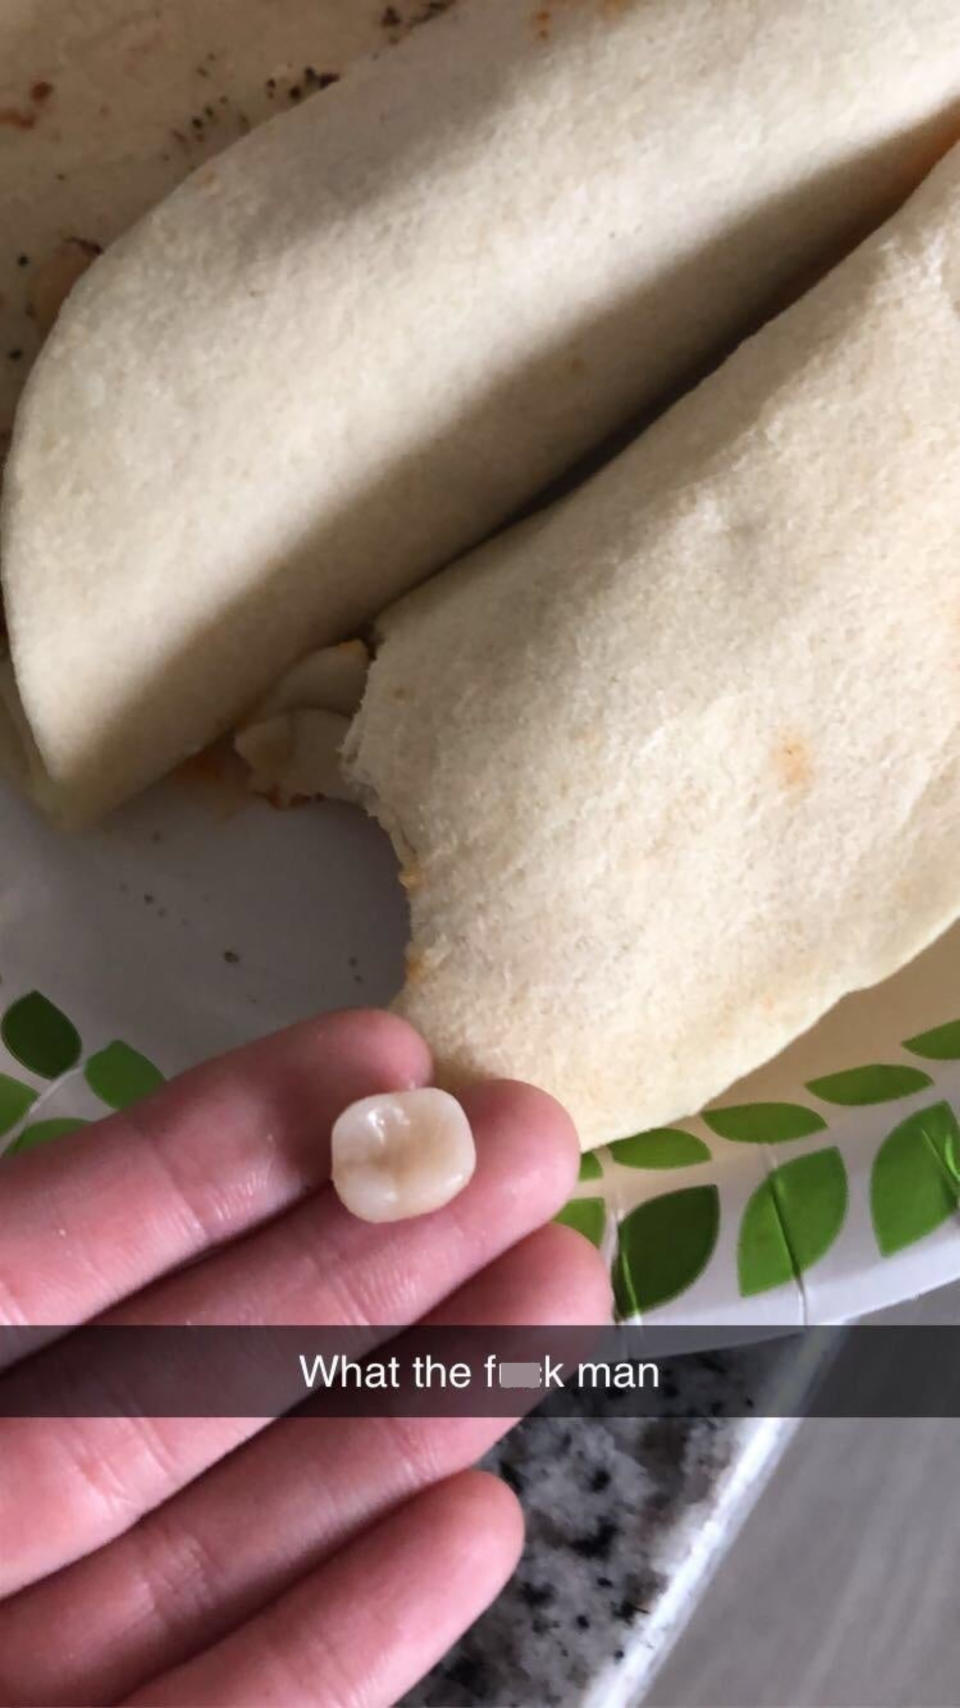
[{"left": 0, "top": 1009, "right": 611, "bottom": 1706}]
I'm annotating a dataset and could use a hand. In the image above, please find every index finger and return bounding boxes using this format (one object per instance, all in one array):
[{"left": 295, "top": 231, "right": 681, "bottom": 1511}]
[{"left": 0, "top": 1010, "right": 431, "bottom": 1332}]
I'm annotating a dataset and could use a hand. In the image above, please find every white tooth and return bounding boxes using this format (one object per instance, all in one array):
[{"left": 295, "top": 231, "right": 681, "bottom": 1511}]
[{"left": 331, "top": 1088, "right": 476, "bottom": 1224}]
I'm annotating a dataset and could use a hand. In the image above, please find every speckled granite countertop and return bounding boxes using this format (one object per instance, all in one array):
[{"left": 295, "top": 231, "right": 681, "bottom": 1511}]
[{"left": 406, "top": 1407, "right": 795, "bottom": 1708}]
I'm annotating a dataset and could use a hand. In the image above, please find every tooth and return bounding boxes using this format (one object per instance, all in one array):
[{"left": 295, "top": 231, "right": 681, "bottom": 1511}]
[{"left": 331, "top": 1088, "right": 476, "bottom": 1223}]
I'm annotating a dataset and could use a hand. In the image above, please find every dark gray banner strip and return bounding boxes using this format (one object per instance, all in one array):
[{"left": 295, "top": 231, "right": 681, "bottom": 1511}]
[{"left": 1, "top": 1325, "right": 959, "bottom": 1417}]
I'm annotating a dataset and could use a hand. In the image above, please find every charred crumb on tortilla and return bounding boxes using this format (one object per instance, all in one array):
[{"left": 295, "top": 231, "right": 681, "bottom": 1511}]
[
  {"left": 304, "top": 68, "right": 341, "bottom": 92},
  {"left": 31, "top": 82, "right": 54, "bottom": 105},
  {"left": 16, "top": 255, "right": 29, "bottom": 269},
  {"left": 773, "top": 734, "right": 814, "bottom": 791},
  {"left": 7, "top": 350, "right": 23, "bottom": 363},
  {"left": 223, "top": 949, "right": 240, "bottom": 965},
  {"left": 382, "top": 1, "right": 455, "bottom": 37}
]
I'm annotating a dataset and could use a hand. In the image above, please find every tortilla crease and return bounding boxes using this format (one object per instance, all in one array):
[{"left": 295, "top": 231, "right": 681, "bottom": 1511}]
[
  {"left": 345, "top": 144, "right": 960, "bottom": 1150},
  {"left": 4, "top": 0, "right": 960, "bottom": 821}
]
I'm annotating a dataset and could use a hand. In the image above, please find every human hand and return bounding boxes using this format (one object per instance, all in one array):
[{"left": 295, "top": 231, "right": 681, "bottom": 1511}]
[{"left": 0, "top": 1009, "right": 610, "bottom": 1706}]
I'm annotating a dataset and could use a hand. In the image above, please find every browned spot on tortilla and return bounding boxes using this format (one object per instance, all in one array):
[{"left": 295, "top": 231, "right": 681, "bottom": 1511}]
[
  {"left": 27, "top": 238, "right": 102, "bottom": 337},
  {"left": 536, "top": 0, "right": 636, "bottom": 29},
  {"left": 30, "top": 81, "right": 54, "bottom": 104},
  {"left": 773, "top": 735, "right": 813, "bottom": 791},
  {"left": 174, "top": 741, "right": 252, "bottom": 818},
  {"left": 405, "top": 948, "right": 427, "bottom": 982},
  {"left": 0, "top": 107, "right": 37, "bottom": 131}
]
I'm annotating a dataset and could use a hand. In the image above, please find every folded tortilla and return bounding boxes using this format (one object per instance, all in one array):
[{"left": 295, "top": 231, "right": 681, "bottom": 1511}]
[
  {"left": 4, "top": 1, "right": 960, "bottom": 822},
  {"left": 345, "top": 143, "right": 960, "bottom": 1149}
]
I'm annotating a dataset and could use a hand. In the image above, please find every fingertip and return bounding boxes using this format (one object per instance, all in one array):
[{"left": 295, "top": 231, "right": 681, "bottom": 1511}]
[
  {"left": 310, "top": 1008, "right": 433, "bottom": 1090},
  {"left": 535, "top": 1220, "right": 615, "bottom": 1323},
  {"left": 458, "top": 1079, "right": 581, "bottom": 1214},
  {"left": 452, "top": 1468, "right": 526, "bottom": 1570}
]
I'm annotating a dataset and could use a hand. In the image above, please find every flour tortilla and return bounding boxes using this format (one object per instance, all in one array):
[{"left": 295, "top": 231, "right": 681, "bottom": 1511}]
[
  {"left": 344, "top": 143, "right": 960, "bottom": 1150},
  {"left": 4, "top": 2, "right": 960, "bottom": 822}
]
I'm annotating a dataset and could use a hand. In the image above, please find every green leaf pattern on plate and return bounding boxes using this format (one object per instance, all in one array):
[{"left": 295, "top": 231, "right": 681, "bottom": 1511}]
[
  {"left": 0, "top": 1074, "right": 38, "bottom": 1137},
  {"left": 738, "top": 1176, "right": 797, "bottom": 1297},
  {"left": 85, "top": 1041, "right": 166, "bottom": 1110},
  {"left": 555, "top": 1197, "right": 605, "bottom": 1248},
  {"left": 703, "top": 1102, "right": 827, "bottom": 1144},
  {"left": 0, "top": 990, "right": 164, "bottom": 1155},
  {"left": 903, "top": 1021, "right": 960, "bottom": 1061},
  {"left": 3, "top": 988, "right": 960, "bottom": 1311},
  {"left": 870, "top": 1103, "right": 960, "bottom": 1256},
  {"left": 739, "top": 1150, "right": 848, "bottom": 1296},
  {"left": 1, "top": 992, "right": 81, "bottom": 1080},
  {"left": 612, "top": 1186, "right": 720, "bottom": 1317},
  {"left": 609, "top": 1128, "right": 711, "bottom": 1168},
  {"left": 807, "top": 1064, "right": 932, "bottom": 1106}
]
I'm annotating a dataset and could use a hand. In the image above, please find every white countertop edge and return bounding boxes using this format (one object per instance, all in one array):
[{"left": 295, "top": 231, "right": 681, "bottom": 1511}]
[{"left": 582, "top": 1413, "right": 799, "bottom": 1708}]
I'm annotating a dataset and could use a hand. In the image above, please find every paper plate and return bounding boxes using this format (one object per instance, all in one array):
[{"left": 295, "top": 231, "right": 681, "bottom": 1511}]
[
  {"left": 2, "top": 0, "right": 959, "bottom": 1331},
  {"left": 1, "top": 763, "right": 960, "bottom": 1329}
]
